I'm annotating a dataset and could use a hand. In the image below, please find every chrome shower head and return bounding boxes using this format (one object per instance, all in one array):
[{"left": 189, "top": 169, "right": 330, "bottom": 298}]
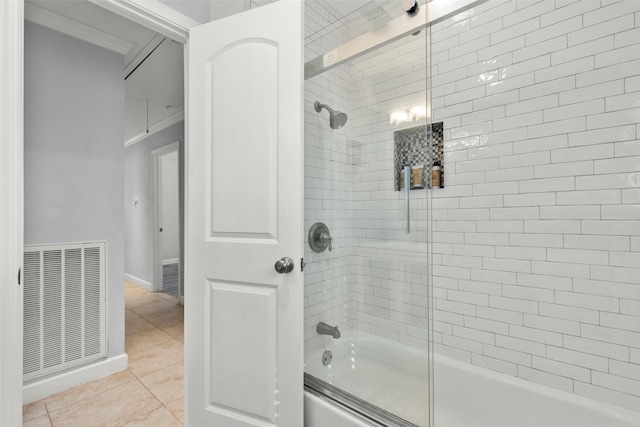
[{"left": 314, "top": 101, "right": 348, "bottom": 130}]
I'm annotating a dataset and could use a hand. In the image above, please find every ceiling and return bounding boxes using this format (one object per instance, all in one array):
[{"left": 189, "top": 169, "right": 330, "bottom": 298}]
[{"left": 25, "top": 0, "right": 185, "bottom": 145}]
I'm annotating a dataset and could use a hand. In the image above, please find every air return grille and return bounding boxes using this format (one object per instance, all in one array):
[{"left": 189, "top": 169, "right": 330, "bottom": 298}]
[{"left": 23, "top": 242, "right": 106, "bottom": 381}]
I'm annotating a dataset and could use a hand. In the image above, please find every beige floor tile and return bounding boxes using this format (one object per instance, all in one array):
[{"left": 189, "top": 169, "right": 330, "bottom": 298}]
[
  {"left": 165, "top": 398, "right": 184, "bottom": 424},
  {"left": 155, "top": 315, "right": 183, "bottom": 328},
  {"left": 156, "top": 292, "right": 180, "bottom": 303},
  {"left": 126, "top": 327, "right": 173, "bottom": 353},
  {"left": 125, "top": 309, "right": 139, "bottom": 320},
  {"left": 44, "top": 370, "right": 137, "bottom": 412},
  {"left": 131, "top": 298, "right": 179, "bottom": 315},
  {"left": 140, "top": 361, "right": 183, "bottom": 405},
  {"left": 159, "top": 324, "right": 183, "bottom": 340},
  {"left": 23, "top": 400, "right": 47, "bottom": 422},
  {"left": 157, "top": 318, "right": 183, "bottom": 341},
  {"left": 135, "top": 312, "right": 183, "bottom": 329},
  {"left": 125, "top": 317, "right": 156, "bottom": 336},
  {"left": 122, "top": 407, "right": 181, "bottom": 427},
  {"left": 128, "top": 339, "right": 183, "bottom": 377},
  {"left": 48, "top": 380, "right": 161, "bottom": 427},
  {"left": 126, "top": 293, "right": 166, "bottom": 310},
  {"left": 23, "top": 415, "right": 52, "bottom": 427},
  {"left": 143, "top": 312, "right": 183, "bottom": 329},
  {"left": 170, "top": 330, "right": 184, "bottom": 343}
]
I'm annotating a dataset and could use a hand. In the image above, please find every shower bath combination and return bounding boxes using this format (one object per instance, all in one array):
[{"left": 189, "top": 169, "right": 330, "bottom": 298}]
[{"left": 314, "top": 101, "right": 348, "bottom": 130}]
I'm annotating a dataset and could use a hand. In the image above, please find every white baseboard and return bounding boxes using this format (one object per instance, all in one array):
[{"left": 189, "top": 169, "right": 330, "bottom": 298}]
[
  {"left": 23, "top": 353, "right": 128, "bottom": 404},
  {"left": 125, "top": 273, "right": 153, "bottom": 292},
  {"left": 162, "top": 258, "right": 179, "bottom": 266}
]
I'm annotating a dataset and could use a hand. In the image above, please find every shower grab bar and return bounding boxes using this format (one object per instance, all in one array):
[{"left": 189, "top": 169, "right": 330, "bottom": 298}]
[{"left": 405, "top": 165, "right": 410, "bottom": 234}]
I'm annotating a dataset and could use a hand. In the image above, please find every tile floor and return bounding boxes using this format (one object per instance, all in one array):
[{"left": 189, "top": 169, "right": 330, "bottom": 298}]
[{"left": 23, "top": 282, "right": 184, "bottom": 426}]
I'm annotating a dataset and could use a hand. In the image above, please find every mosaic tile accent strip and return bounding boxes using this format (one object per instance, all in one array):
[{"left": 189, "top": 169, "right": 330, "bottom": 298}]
[{"left": 394, "top": 122, "right": 444, "bottom": 190}]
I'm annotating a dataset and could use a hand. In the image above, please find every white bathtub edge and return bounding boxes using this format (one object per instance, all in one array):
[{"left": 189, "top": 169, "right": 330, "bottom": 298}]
[
  {"left": 434, "top": 353, "right": 640, "bottom": 425},
  {"left": 304, "top": 390, "right": 377, "bottom": 427}
]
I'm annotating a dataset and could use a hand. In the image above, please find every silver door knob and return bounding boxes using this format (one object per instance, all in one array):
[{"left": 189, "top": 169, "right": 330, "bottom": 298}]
[{"left": 275, "top": 257, "right": 294, "bottom": 274}]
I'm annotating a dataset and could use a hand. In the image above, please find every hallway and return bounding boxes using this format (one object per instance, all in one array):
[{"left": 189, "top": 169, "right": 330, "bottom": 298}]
[{"left": 22, "top": 282, "right": 184, "bottom": 426}]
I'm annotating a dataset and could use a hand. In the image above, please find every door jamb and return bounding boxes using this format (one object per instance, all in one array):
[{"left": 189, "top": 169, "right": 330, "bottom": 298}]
[
  {"left": 151, "top": 141, "right": 181, "bottom": 294},
  {"left": 0, "top": 1, "right": 24, "bottom": 425}
]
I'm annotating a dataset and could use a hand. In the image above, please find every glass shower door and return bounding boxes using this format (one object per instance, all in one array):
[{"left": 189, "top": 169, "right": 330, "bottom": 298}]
[{"left": 303, "top": 1, "right": 434, "bottom": 425}]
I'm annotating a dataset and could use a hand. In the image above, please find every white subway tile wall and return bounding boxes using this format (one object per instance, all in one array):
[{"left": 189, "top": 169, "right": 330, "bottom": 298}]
[
  {"left": 429, "top": 0, "right": 640, "bottom": 412},
  {"left": 304, "top": 0, "right": 640, "bottom": 413}
]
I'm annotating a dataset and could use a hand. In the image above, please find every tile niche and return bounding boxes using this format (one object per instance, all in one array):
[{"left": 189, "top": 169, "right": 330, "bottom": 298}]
[{"left": 393, "top": 122, "right": 444, "bottom": 191}]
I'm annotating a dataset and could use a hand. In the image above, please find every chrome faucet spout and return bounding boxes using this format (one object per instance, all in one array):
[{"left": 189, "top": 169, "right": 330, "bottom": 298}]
[{"left": 317, "top": 322, "right": 341, "bottom": 339}]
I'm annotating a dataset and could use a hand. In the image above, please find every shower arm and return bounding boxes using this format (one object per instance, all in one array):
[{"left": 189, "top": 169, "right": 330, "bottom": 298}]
[{"left": 315, "top": 102, "right": 334, "bottom": 114}]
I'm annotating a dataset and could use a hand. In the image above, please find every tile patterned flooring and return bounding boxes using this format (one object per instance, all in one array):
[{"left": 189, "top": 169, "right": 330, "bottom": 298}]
[{"left": 23, "top": 282, "right": 185, "bottom": 426}]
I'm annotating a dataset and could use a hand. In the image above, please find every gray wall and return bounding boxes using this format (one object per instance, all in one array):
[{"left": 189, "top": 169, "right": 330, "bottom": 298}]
[
  {"left": 125, "top": 121, "right": 185, "bottom": 290},
  {"left": 24, "top": 22, "right": 125, "bottom": 357}
]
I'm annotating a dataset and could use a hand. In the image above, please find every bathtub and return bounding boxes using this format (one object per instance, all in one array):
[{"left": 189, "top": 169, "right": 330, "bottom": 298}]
[{"left": 304, "top": 331, "right": 640, "bottom": 427}]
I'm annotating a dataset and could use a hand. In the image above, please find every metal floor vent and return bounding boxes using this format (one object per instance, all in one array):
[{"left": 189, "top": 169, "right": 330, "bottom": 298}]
[{"left": 23, "top": 242, "right": 106, "bottom": 381}]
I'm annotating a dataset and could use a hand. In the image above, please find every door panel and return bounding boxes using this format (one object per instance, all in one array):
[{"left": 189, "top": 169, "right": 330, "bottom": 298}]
[
  {"left": 186, "top": 1, "right": 303, "bottom": 426},
  {"left": 205, "top": 281, "right": 277, "bottom": 421},
  {"left": 207, "top": 41, "right": 279, "bottom": 240}
]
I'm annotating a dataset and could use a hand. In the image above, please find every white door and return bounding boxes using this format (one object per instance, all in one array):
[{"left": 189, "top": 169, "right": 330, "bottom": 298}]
[{"left": 186, "top": 1, "right": 303, "bottom": 426}]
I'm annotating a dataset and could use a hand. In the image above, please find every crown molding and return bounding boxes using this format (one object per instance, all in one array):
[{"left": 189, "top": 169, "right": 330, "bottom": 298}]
[
  {"left": 88, "top": 0, "right": 199, "bottom": 44},
  {"left": 25, "top": 2, "right": 135, "bottom": 55},
  {"left": 124, "top": 107, "right": 185, "bottom": 148}
]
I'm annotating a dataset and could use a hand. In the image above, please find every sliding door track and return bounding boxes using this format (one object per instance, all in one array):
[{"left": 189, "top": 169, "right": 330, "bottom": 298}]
[{"left": 304, "top": 373, "right": 420, "bottom": 427}]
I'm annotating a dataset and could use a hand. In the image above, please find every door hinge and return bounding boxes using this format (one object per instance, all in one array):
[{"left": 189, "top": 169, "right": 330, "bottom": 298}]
[
  {"left": 18, "top": 267, "right": 21, "bottom": 285},
  {"left": 301, "top": 258, "right": 305, "bottom": 272}
]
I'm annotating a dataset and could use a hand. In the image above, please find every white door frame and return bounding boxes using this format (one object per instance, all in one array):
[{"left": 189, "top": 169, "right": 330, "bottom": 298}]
[
  {"left": 0, "top": 1, "right": 24, "bottom": 425},
  {"left": 87, "top": 0, "right": 197, "bottom": 43},
  {"left": 151, "top": 141, "right": 181, "bottom": 295}
]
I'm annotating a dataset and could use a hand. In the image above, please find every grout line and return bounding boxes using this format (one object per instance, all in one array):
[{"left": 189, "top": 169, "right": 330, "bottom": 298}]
[{"left": 43, "top": 399, "right": 53, "bottom": 427}]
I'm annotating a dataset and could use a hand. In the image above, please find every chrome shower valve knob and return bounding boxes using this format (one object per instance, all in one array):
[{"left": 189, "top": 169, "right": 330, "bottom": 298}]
[{"left": 309, "top": 222, "right": 333, "bottom": 253}]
